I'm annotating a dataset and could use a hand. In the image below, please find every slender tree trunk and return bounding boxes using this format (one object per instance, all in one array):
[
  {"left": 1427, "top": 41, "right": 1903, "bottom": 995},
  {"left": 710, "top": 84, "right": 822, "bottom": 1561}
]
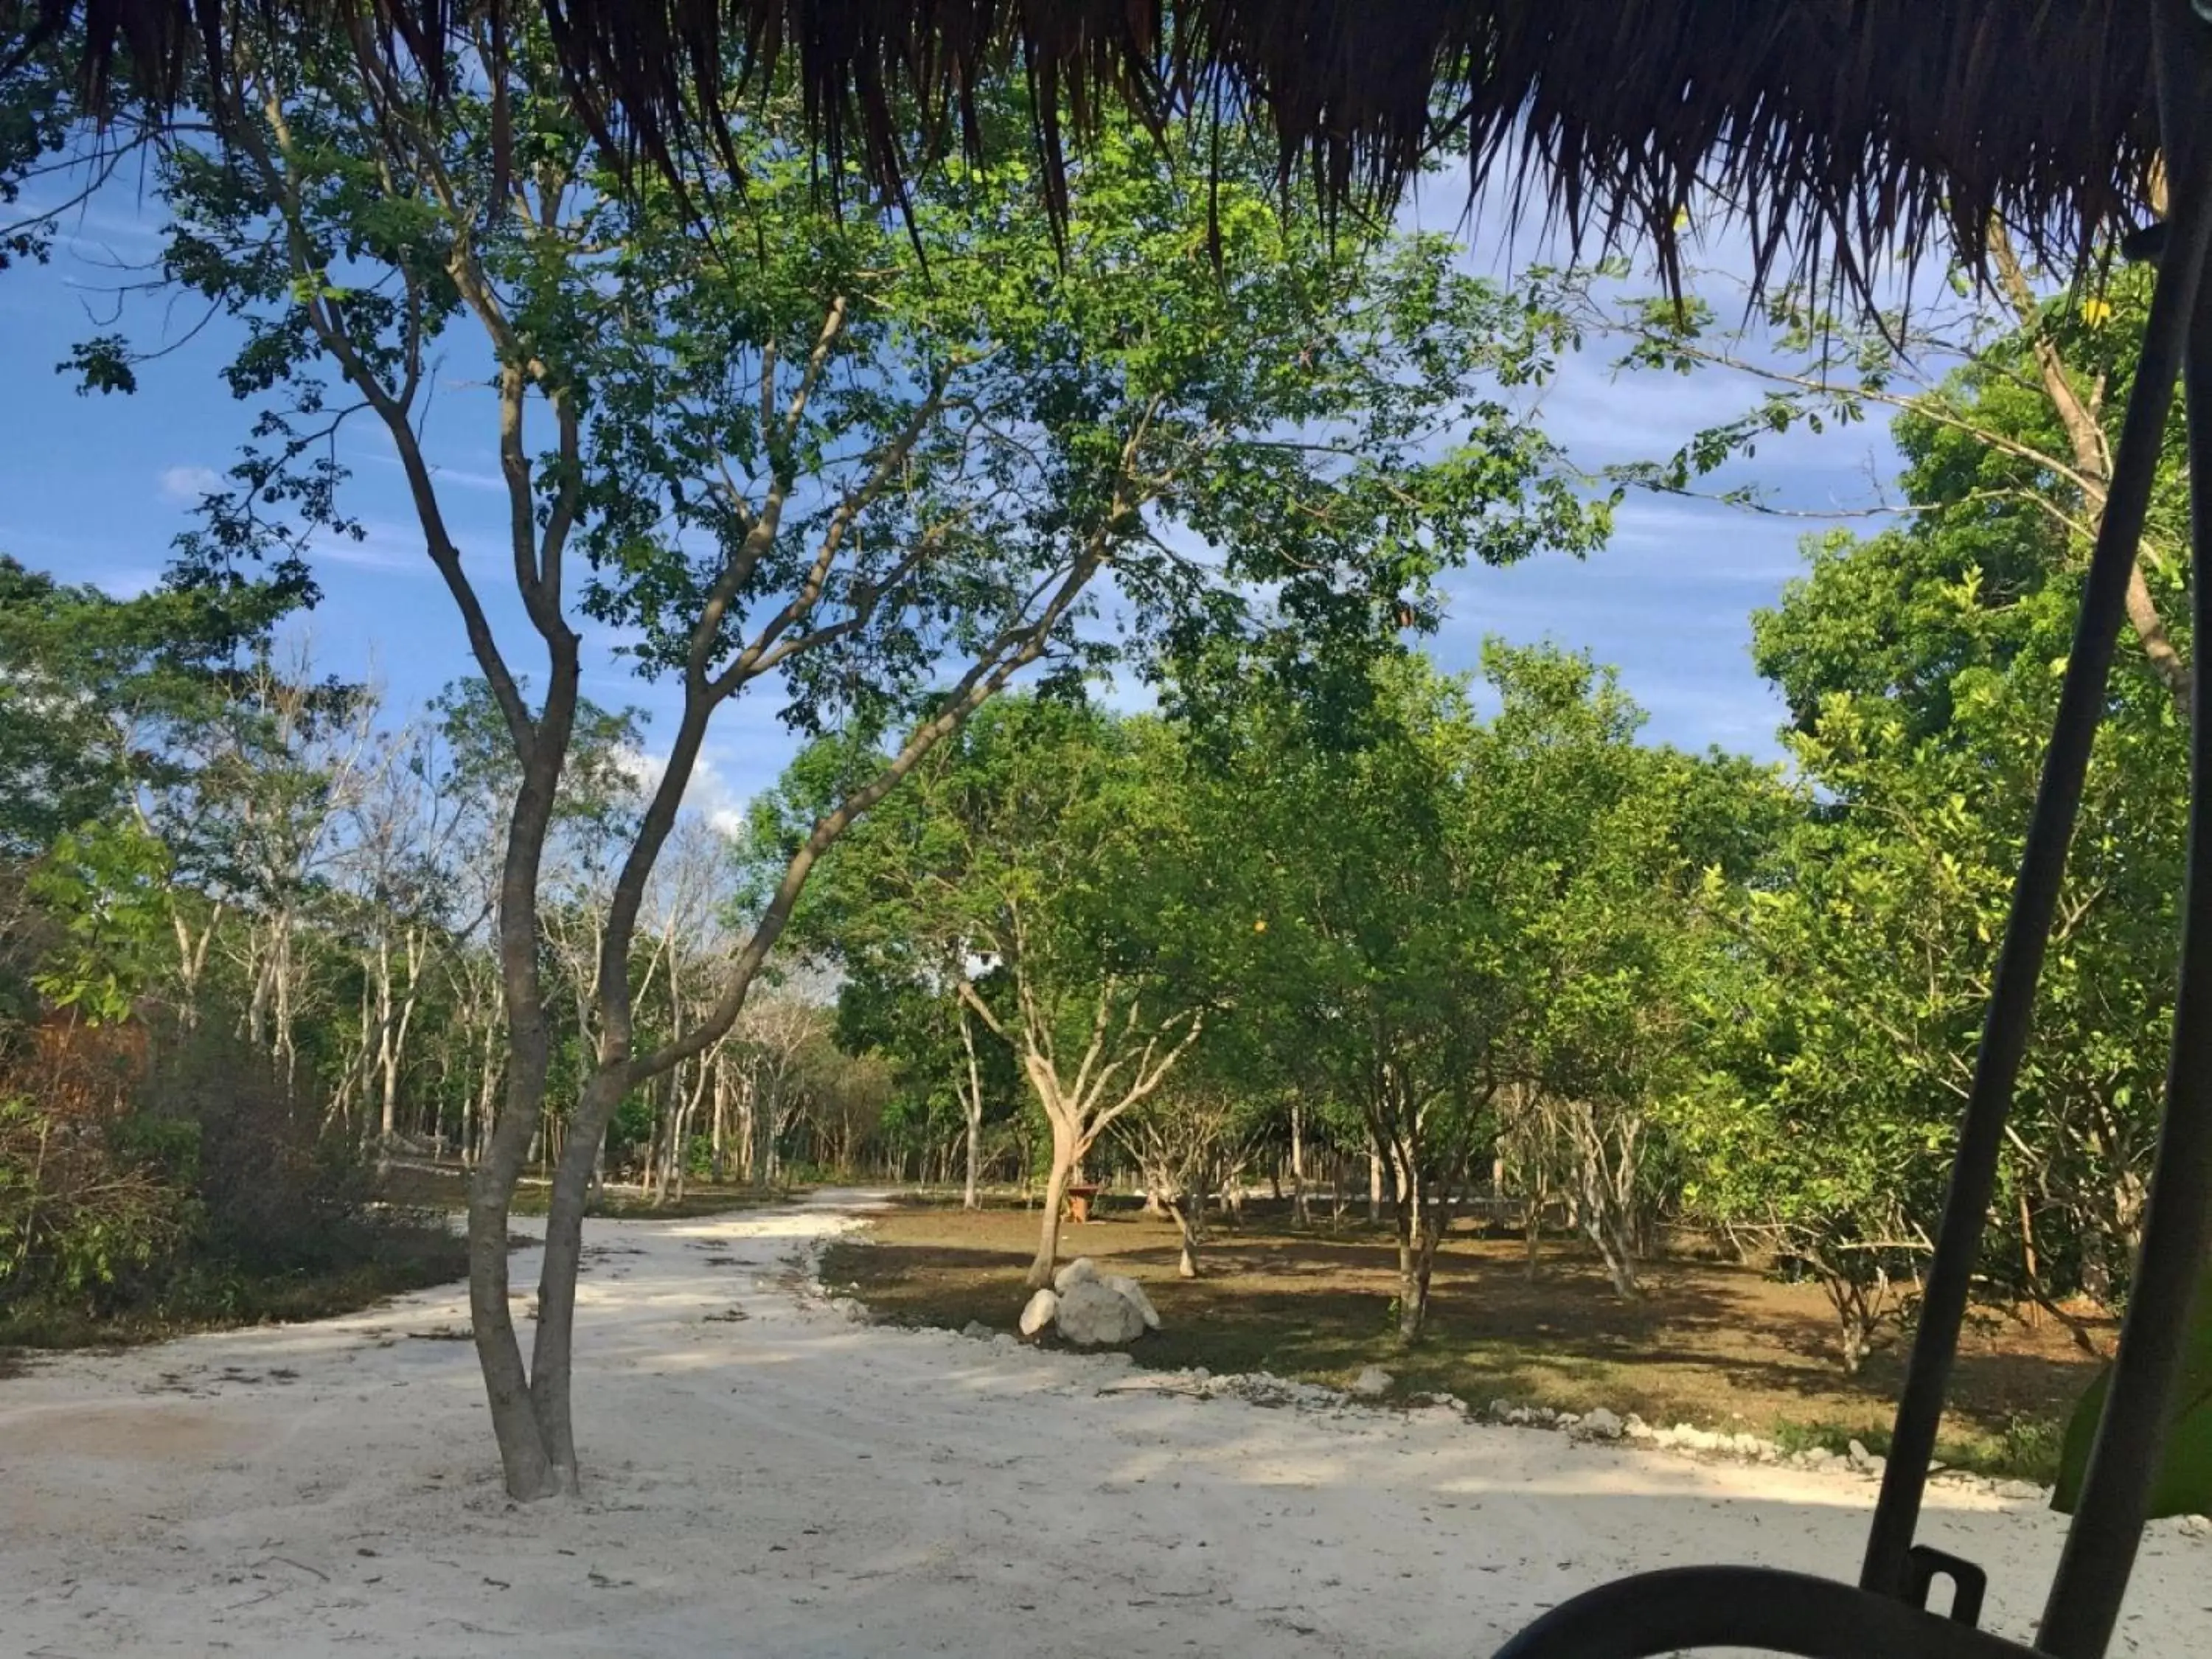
[
  {"left": 274, "top": 916, "right": 299, "bottom": 1099},
  {"left": 1395, "top": 1157, "right": 1443, "bottom": 1345},
  {"left": 710, "top": 1055, "right": 728, "bottom": 1182},
  {"left": 1394, "top": 1192, "right": 1426, "bottom": 1344},
  {"left": 1290, "top": 1096, "right": 1310, "bottom": 1227},
  {"left": 1368, "top": 1147, "right": 1384, "bottom": 1226},
  {"left": 1176, "top": 1161, "right": 1210, "bottom": 1278},
  {"left": 1027, "top": 1121, "right": 1078, "bottom": 1290},
  {"left": 1584, "top": 1206, "right": 1641, "bottom": 1298},
  {"left": 747, "top": 1082, "right": 771, "bottom": 1188},
  {"left": 958, "top": 998, "right": 985, "bottom": 1211},
  {"left": 373, "top": 931, "right": 399, "bottom": 1156}
]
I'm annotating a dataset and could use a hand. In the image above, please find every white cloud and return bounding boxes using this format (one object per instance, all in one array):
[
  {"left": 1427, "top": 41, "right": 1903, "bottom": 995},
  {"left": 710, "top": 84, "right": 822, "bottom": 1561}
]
[
  {"left": 304, "top": 521, "right": 436, "bottom": 574},
  {"left": 616, "top": 744, "right": 753, "bottom": 838},
  {"left": 158, "top": 465, "right": 223, "bottom": 504}
]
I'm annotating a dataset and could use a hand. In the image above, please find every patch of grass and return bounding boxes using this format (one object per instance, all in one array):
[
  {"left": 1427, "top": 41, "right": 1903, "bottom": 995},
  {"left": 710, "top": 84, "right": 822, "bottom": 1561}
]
[
  {"left": 0, "top": 1217, "right": 469, "bottom": 1352},
  {"left": 824, "top": 1196, "right": 2099, "bottom": 1484}
]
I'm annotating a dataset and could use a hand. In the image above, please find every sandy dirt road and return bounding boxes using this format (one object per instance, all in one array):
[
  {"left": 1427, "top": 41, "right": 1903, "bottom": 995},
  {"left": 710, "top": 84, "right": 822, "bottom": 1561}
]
[{"left": 2, "top": 1192, "right": 2203, "bottom": 1657}]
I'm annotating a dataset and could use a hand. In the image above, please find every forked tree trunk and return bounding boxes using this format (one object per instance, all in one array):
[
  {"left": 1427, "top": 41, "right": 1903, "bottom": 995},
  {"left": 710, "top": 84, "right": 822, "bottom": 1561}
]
[
  {"left": 463, "top": 649, "right": 581, "bottom": 1503},
  {"left": 522, "top": 1066, "right": 628, "bottom": 1482}
]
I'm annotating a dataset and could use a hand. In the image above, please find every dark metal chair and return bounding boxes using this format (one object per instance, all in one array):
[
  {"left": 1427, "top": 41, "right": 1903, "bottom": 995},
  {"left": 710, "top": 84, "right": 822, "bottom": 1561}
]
[{"left": 1498, "top": 1, "right": 2212, "bottom": 1653}]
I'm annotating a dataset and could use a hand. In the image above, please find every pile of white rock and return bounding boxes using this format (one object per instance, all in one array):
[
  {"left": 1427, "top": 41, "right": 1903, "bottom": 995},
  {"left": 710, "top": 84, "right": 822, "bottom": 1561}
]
[{"left": 1018, "top": 1257, "right": 1161, "bottom": 1347}]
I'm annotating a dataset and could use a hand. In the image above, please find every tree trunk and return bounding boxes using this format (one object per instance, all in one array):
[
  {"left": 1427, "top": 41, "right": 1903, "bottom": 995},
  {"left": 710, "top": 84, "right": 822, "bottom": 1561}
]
[
  {"left": 467, "top": 1021, "right": 561, "bottom": 1500},
  {"left": 1394, "top": 1201, "right": 1426, "bottom": 1343},
  {"left": 1027, "top": 1125, "right": 1077, "bottom": 1290},
  {"left": 1394, "top": 1154, "right": 1439, "bottom": 1344},
  {"left": 710, "top": 1055, "right": 728, "bottom": 1182},
  {"left": 1176, "top": 1161, "right": 1210, "bottom": 1278},
  {"left": 1368, "top": 1147, "right": 1384, "bottom": 1226},
  {"left": 1584, "top": 1207, "right": 1641, "bottom": 1298},
  {"left": 747, "top": 1082, "right": 771, "bottom": 1187},
  {"left": 463, "top": 651, "right": 583, "bottom": 1503},
  {"left": 1290, "top": 1096, "right": 1310, "bottom": 1227},
  {"left": 959, "top": 999, "right": 985, "bottom": 1211},
  {"left": 525, "top": 1067, "right": 627, "bottom": 1486},
  {"left": 375, "top": 931, "right": 397, "bottom": 1154}
]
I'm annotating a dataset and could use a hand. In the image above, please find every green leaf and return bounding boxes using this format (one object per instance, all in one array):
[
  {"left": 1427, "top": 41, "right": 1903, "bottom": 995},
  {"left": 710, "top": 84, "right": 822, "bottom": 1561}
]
[{"left": 2052, "top": 1271, "right": 2212, "bottom": 1517}]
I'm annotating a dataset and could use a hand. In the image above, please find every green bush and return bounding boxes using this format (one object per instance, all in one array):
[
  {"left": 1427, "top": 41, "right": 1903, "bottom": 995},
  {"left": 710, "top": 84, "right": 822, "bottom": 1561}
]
[{"left": 1, "top": 1024, "right": 465, "bottom": 1343}]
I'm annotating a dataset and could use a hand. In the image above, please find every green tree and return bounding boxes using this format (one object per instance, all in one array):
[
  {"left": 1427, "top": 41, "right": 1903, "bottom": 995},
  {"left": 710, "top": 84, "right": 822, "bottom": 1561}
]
[
  {"left": 1480, "top": 650, "right": 1775, "bottom": 1299},
  {"left": 0, "top": 556, "right": 295, "bottom": 860},
  {"left": 1629, "top": 248, "right": 2190, "bottom": 1363},
  {"left": 1190, "top": 653, "right": 1509, "bottom": 1343},
  {"left": 773, "top": 698, "right": 1231, "bottom": 1287},
  {"left": 92, "top": 15, "right": 1598, "bottom": 1497}
]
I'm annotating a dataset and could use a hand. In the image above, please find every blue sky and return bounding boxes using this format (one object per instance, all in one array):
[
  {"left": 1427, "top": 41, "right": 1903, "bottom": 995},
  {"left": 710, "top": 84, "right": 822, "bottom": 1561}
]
[{"left": 1, "top": 159, "right": 1927, "bottom": 819}]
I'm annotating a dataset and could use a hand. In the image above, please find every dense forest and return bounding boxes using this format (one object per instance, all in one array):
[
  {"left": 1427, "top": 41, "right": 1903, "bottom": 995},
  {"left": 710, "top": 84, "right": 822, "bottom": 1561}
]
[{"left": 0, "top": 7, "right": 2195, "bottom": 1505}]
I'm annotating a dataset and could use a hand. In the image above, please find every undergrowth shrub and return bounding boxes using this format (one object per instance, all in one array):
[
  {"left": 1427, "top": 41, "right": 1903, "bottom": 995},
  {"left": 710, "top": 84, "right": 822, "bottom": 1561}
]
[
  {"left": 0, "top": 1018, "right": 192, "bottom": 1312},
  {"left": 1, "top": 1018, "right": 463, "bottom": 1341}
]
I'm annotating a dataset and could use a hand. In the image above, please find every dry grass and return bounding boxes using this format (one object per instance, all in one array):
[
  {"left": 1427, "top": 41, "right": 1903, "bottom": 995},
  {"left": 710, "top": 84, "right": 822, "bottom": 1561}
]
[{"left": 822, "top": 1194, "right": 2104, "bottom": 1482}]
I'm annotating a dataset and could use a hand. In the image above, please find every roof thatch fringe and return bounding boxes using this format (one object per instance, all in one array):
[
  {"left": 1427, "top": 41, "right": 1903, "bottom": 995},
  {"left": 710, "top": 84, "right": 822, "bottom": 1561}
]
[{"left": 1, "top": 0, "right": 2163, "bottom": 294}]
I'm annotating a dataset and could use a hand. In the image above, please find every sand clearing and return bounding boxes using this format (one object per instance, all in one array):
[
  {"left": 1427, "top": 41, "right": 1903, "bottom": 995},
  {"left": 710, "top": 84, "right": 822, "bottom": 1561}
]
[{"left": 2, "top": 1192, "right": 2202, "bottom": 1657}]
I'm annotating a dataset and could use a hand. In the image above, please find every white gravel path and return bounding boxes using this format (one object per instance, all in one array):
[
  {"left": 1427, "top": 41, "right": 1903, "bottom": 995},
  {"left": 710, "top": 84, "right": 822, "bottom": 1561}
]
[{"left": 1, "top": 1191, "right": 2203, "bottom": 1657}]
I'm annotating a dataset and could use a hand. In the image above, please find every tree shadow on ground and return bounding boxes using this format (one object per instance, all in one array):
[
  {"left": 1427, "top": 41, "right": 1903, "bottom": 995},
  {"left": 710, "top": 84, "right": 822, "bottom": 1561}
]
[{"left": 824, "top": 1197, "right": 2108, "bottom": 1476}]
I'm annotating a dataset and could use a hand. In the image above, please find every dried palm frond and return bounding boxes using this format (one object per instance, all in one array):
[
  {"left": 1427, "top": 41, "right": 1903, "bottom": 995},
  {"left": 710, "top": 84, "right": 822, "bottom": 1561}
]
[{"left": 1, "top": 0, "right": 2164, "bottom": 297}]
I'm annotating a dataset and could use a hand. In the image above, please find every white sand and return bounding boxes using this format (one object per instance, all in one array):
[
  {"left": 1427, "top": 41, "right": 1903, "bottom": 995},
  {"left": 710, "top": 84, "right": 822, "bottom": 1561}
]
[{"left": 3, "top": 1192, "right": 2202, "bottom": 1657}]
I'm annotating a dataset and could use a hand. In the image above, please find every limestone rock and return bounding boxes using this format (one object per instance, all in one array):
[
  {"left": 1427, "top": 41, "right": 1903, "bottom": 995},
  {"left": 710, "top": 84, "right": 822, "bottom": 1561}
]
[
  {"left": 1054, "top": 1279, "right": 1147, "bottom": 1347},
  {"left": 1053, "top": 1257, "right": 1101, "bottom": 1293},
  {"left": 1018, "top": 1287, "right": 1060, "bottom": 1338},
  {"left": 961, "top": 1320, "right": 992, "bottom": 1340},
  {"left": 1102, "top": 1273, "right": 1161, "bottom": 1330},
  {"left": 1580, "top": 1408, "right": 1624, "bottom": 1440},
  {"left": 1350, "top": 1366, "right": 1394, "bottom": 1399}
]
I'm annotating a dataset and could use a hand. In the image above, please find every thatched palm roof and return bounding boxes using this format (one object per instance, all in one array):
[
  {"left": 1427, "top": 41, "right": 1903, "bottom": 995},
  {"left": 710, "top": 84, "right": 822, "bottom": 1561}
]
[{"left": 4, "top": 0, "right": 2163, "bottom": 288}]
